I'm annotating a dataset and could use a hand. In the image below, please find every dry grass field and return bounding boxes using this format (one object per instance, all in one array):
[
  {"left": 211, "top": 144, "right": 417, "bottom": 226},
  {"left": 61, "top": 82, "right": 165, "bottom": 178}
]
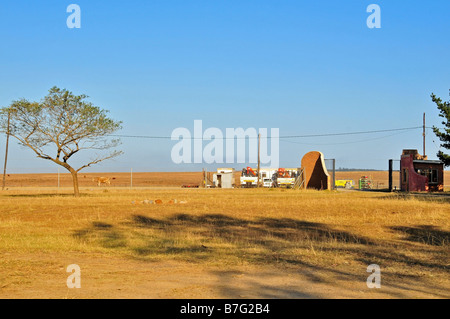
[
  {"left": 0, "top": 183, "right": 449, "bottom": 299},
  {"left": 2, "top": 172, "right": 205, "bottom": 188}
]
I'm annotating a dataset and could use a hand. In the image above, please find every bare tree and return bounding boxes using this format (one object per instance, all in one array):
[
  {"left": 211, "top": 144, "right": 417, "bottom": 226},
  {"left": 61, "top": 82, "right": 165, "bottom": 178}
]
[{"left": 0, "top": 87, "right": 122, "bottom": 196}]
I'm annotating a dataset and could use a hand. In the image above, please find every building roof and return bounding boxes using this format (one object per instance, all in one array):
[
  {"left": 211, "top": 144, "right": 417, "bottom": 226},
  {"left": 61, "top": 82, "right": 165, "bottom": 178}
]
[{"left": 413, "top": 160, "right": 444, "bottom": 165}]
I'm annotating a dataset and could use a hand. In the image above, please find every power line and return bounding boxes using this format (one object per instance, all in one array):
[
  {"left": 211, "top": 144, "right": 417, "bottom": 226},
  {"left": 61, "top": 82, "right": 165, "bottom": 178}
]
[
  {"left": 109, "top": 126, "right": 423, "bottom": 140},
  {"left": 280, "top": 130, "right": 411, "bottom": 146},
  {"left": 279, "top": 126, "right": 422, "bottom": 139}
]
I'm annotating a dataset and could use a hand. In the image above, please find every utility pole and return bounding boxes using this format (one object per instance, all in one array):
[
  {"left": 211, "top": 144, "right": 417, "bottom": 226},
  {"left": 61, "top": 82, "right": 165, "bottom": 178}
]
[
  {"left": 388, "top": 159, "right": 393, "bottom": 192},
  {"left": 332, "top": 159, "right": 336, "bottom": 190},
  {"left": 423, "top": 113, "right": 426, "bottom": 157},
  {"left": 130, "top": 168, "right": 133, "bottom": 189},
  {"left": 257, "top": 133, "right": 261, "bottom": 188},
  {"left": 2, "top": 110, "right": 11, "bottom": 191}
]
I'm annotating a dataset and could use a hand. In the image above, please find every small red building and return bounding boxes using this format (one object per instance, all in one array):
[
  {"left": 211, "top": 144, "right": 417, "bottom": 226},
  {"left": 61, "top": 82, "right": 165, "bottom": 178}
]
[{"left": 400, "top": 149, "right": 444, "bottom": 192}]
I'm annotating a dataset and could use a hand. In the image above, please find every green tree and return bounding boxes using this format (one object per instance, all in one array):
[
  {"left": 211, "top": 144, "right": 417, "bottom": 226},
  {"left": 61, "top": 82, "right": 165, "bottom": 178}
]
[
  {"left": 0, "top": 87, "right": 122, "bottom": 196},
  {"left": 431, "top": 91, "right": 450, "bottom": 166}
]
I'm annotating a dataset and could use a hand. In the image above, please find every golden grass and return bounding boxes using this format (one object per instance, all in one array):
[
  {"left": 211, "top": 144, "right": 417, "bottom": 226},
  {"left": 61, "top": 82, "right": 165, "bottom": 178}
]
[{"left": 0, "top": 187, "right": 449, "bottom": 298}]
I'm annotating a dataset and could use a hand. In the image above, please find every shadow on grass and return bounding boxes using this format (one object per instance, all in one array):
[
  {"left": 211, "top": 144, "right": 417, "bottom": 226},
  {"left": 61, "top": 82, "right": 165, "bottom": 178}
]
[
  {"left": 74, "top": 221, "right": 127, "bottom": 248},
  {"left": 379, "top": 192, "right": 450, "bottom": 203},
  {"left": 74, "top": 213, "right": 375, "bottom": 261},
  {"left": 130, "top": 213, "right": 375, "bottom": 247},
  {"left": 72, "top": 214, "right": 450, "bottom": 268},
  {"left": 390, "top": 225, "right": 449, "bottom": 246},
  {"left": 72, "top": 214, "right": 450, "bottom": 298}
]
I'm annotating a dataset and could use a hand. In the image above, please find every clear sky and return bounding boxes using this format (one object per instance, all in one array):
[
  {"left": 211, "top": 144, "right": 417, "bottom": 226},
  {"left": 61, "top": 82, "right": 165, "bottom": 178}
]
[{"left": 0, "top": 0, "right": 449, "bottom": 173}]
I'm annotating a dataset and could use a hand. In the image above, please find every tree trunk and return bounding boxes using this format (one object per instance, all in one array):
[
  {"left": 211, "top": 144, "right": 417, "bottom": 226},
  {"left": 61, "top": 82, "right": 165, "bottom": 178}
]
[{"left": 69, "top": 168, "right": 80, "bottom": 197}]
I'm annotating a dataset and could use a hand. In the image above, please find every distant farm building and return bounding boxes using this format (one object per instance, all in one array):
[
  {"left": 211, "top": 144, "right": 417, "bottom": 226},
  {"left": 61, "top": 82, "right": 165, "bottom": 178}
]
[
  {"left": 400, "top": 149, "right": 444, "bottom": 192},
  {"left": 213, "top": 168, "right": 236, "bottom": 188}
]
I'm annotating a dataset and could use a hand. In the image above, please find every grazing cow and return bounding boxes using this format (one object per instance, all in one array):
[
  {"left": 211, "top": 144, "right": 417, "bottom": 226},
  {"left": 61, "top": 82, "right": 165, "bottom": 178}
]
[{"left": 92, "top": 177, "right": 111, "bottom": 187}]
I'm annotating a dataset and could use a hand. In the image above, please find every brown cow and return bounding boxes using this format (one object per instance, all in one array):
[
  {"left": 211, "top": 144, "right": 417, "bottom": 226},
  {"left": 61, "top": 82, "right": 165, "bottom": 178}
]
[{"left": 92, "top": 177, "right": 111, "bottom": 187}]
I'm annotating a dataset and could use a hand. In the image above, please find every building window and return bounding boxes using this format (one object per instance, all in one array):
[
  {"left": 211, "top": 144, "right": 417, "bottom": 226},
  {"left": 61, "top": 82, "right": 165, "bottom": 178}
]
[
  {"left": 402, "top": 169, "right": 407, "bottom": 183},
  {"left": 431, "top": 169, "right": 438, "bottom": 183},
  {"left": 415, "top": 168, "right": 439, "bottom": 184}
]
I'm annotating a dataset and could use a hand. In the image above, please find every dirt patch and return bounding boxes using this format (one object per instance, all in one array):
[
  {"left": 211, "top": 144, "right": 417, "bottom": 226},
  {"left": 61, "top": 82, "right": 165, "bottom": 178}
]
[{"left": 1, "top": 252, "right": 448, "bottom": 299}]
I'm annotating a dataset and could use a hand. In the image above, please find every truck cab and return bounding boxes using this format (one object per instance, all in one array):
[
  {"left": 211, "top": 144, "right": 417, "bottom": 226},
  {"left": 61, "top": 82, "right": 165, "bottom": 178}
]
[{"left": 263, "top": 178, "right": 273, "bottom": 188}]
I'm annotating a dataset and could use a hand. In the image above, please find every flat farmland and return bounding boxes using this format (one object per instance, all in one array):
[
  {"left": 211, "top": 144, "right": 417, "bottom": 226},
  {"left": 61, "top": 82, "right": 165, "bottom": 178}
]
[
  {"left": 0, "top": 186, "right": 448, "bottom": 299},
  {"left": 2, "top": 172, "right": 204, "bottom": 188},
  {"left": 3, "top": 171, "right": 450, "bottom": 190}
]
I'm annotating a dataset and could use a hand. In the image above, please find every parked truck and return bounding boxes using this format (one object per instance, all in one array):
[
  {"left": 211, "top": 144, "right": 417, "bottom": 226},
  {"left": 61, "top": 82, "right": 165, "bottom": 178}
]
[
  {"left": 240, "top": 167, "right": 259, "bottom": 188},
  {"left": 240, "top": 167, "right": 298, "bottom": 188},
  {"left": 275, "top": 168, "right": 296, "bottom": 187},
  {"left": 335, "top": 179, "right": 354, "bottom": 189}
]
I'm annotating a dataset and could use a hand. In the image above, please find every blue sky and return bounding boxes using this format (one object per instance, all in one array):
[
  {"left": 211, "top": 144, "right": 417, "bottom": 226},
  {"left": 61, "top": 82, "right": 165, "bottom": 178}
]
[{"left": 0, "top": 0, "right": 449, "bottom": 173}]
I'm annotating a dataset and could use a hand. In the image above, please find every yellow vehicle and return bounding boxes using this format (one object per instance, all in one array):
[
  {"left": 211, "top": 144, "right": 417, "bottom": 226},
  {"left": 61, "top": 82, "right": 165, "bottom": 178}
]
[{"left": 335, "top": 180, "right": 354, "bottom": 189}]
